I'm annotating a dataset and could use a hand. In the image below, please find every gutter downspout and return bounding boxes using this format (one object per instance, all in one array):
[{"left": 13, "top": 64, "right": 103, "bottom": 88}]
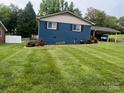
[{"left": 38, "top": 20, "right": 40, "bottom": 39}]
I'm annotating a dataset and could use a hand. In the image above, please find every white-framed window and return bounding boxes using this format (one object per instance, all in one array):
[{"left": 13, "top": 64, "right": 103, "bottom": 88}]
[
  {"left": 47, "top": 22, "right": 57, "bottom": 30},
  {"left": 72, "top": 24, "right": 81, "bottom": 32},
  {"left": 0, "top": 30, "right": 2, "bottom": 37}
]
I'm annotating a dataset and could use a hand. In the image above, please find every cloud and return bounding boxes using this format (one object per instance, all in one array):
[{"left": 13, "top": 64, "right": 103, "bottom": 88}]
[{"left": 67, "top": 0, "right": 123, "bottom": 17}]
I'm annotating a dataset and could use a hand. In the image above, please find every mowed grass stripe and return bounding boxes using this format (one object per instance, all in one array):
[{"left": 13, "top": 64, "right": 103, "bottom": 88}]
[
  {"left": 54, "top": 47, "right": 121, "bottom": 93},
  {"left": 48, "top": 47, "right": 113, "bottom": 93},
  {"left": 0, "top": 44, "right": 24, "bottom": 60},
  {"left": 0, "top": 48, "right": 64, "bottom": 93},
  {"left": 20, "top": 48, "right": 65, "bottom": 93},
  {"left": 75, "top": 45, "right": 124, "bottom": 69},
  {"left": 76, "top": 46, "right": 123, "bottom": 63},
  {"left": 0, "top": 48, "right": 32, "bottom": 91},
  {"left": 74, "top": 46, "right": 124, "bottom": 73},
  {"left": 94, "top": 43, "right": 124, "bottom": 59},
  {"left": 62, "top": 46, "right": 123, "bottom": 93},
  {"left": 64, "top": 46, "right": 124, "bottom": 79},
  {"left": 0, "top": 43, "right": 124, "bottom": 93},
  {"left": 48, "top": 47, "right": 95, "bottom": 78}
]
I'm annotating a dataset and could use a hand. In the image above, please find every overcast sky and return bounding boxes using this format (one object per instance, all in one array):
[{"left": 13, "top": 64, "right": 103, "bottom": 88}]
[{"left": 0, "top": 0, "right": 124, "bottom": 17}]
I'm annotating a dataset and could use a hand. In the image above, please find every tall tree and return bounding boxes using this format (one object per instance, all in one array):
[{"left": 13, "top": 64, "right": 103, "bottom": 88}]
[
  {"left": 16, "top": 2, "right": 36, "bottom": 37},
  {"left": 85, "top": 7, "right": 106, "bottom": 26},
  {"left": 119, "top": 16, "right": 124, "bottom": 27},
  {"left": 7, "top": 4, "right": 19, "bottom": 34},
  {"left": 16, "top": 9, "right": 25, "bottom": 36},
  {"left": 68, "top": 2, "right": 74, "bottom": 12},
  {"left": 39, "top": 0, "right": 60, "bottom": 15},
  {"left": 0, "top": 4, "right": 12, "bottom": 32},
  {"left": 0, "top": 4, "right": 19, "bottom": 34},
  {"left": 74, "top": 8, "right": 82, "bottom": 17},
  {"left": 60, "top": 0, "right": 65, "bottom": 11},
  {"left": 104, "top": 16, "right": 118, "bottom": 28},
  {"left": 64, "top": 2, "right": 68, "bottom": 11}
]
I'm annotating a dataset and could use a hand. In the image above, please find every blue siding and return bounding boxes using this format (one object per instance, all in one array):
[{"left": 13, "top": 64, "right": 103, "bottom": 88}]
[{"left": 39, "top": 21, "right": 91, "bottom": 44}]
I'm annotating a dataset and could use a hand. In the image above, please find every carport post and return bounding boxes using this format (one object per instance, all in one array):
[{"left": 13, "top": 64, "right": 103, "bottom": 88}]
[
  {"left": 93, "top": 30, "right": 96, "bottom": 37},
  {"left": 115, "top": 32, "right": 117, "bottom": 43},
  {"left": 107, "top": 34, "right": 109, "bottom": 42}
]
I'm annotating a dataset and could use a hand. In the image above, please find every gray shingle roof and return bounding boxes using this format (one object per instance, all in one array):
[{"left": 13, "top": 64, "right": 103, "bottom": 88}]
[
  {"left": 37, "top": 11, "right": 95, "bottom": 25},
  {"left": 91, "top": 26, "right": 120, "bottom": 33},
  {"left": 0, "top": 21, "right": 8, "bottom": 31}
]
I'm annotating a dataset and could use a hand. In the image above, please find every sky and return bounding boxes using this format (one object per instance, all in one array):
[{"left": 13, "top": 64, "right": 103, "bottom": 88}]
[{"left": 0, "top": 0, "right": 124, "bottom": 17}]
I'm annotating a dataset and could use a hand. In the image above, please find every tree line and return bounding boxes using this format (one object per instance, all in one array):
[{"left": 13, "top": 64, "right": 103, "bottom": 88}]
[
  {"left": 0, "top": 2, "right": 36, "bottom": 37},
  {"left": 0, "top": 0, "right": 124, "bottom": 38},
  {"left": 85, "top": 7, "right": 124, "bottom": 33},
  {"left": 39, "top": 0, "right": 82, "bottom": 17}
]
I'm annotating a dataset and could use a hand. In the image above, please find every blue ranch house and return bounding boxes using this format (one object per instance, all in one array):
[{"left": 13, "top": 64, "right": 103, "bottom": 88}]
[{"left": 37, "top": 11, "right": 94, "bottom": 44}]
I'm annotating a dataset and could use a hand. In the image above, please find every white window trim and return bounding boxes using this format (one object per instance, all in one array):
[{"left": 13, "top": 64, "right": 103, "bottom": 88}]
[
  {"left": 0, "top": 30, "right": 2, "bottom": 37},
  {"left": 72, "top": 24, "right": 81, "bottom": 32},
  {"left": 47, "top": 22, "right": 57, "bottom": 30}
]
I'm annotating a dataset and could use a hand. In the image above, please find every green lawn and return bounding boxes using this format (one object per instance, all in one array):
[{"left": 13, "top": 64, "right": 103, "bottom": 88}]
[
  {"left": 109, "top": 34, "right": 124, "bottom": 40},
  {"left": 0, "top": 43, "right": 124, "bottom": 93}
]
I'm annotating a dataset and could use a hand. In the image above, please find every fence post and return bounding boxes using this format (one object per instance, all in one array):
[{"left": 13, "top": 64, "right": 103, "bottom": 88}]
[{"left": 115, "top": 33, "right": 117, "bottom": 43}]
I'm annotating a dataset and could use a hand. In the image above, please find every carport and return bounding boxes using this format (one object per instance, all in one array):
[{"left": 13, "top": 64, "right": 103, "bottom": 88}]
[{"left": 91, "top": 26, "right": 120, "bottom": 42}]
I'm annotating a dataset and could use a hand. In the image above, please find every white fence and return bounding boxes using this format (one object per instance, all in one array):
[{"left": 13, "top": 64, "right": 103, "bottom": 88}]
[{"left": 5, "top": 35, "right": 22, "bottom": 43}]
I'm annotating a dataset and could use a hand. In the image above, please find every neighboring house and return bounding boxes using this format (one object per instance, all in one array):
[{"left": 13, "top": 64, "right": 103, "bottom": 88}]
[
  {"left": 0, "top": 21, "right": 7, "bottom": 44},
  {"left": 37, "top": 11, "right": 94, "bottom": 44}
]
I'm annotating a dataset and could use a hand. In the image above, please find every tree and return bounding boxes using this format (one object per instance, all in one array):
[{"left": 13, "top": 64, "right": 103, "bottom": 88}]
[
  {"left": 0, "top": 4, "right": 12, "bottom": 32},
  {"left": 104, "top": 16, "right": 118, "bottom": 29},
  {"left": 7, "top": 4, "right": 19, "bottom": 34},
  {"left": 64, "top": 2, "right": 68, "bottom": 11},
  {"left": 74, "top": 8, "right": 82, "bottom": 17},
  {"left": 60, "top": 0, "right": 65, "bottom": 11},
  {"left": 39, "top": 0, "right": 82, "bottom": 17},
  {"left": 118, "top": 17, "right": 124, "bottom": 33},
  {"left": 0, "top": 4, "right": 19, "bottom": 34},
  {"left": 39, "top": 0, "right": 60, "bottom": 15},
  {"left": 85, "top": 7, "right": 124, "bottom": 33},
  {"left": 16, "top": 2, "right": 37, "bottom": 37},
  {"left": 85, "top": 7, "right": 106, "bottom": 26},
  {"left": 68, "top": 2, "right": 74, "bottom": 12},
  {"left": 119, "top": 17, "right": 124, "bottom": 27},
  {"left": 16, "top": 9, "right": 25, "bottom": 36}
]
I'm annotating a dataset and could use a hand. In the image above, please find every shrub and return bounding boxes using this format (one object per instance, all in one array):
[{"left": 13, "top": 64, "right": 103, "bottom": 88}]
[
  {"left": 35, "top": 39, "right": 46, "bottom": 46},
  {"left": 87, "top": 36, "right": 98, "bottom": 44},
  {"left": 26, "top": 39, "right": 46, "bottom": 47},
  {"left": 26, "top": 41, "right": 35, "bottom": 47}
]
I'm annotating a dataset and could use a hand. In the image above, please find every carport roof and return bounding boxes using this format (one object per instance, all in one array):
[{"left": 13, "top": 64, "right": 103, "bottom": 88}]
[{"left": 91, "top": 26, "right": 120, "bottom": 34}]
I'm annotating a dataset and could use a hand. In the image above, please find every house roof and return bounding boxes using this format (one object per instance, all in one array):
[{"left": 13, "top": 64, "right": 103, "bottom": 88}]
[
  {"left": 37, "top": 11, "right": 94, "bottom": 25},
  {"left": 91, "top": 26, "right": 120, "bottom": 34},
  {"left": 0, "top": 21, "right": 7, "bottom": 31}
]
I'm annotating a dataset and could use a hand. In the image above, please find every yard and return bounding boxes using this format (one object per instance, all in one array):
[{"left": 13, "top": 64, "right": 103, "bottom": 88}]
[
  {"left": 0, "top": 43, "right": 124, "bottom": 93},
  {"left": 109, "top": 34, "right": 124, "bottom": 40}
]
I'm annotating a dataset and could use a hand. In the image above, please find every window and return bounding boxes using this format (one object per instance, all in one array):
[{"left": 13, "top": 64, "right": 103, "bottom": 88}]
[
  {"left": 72, "top": 24, "right": 81, "bottom": 32},
  {"left": 47, "top": 22, "right": 57, "bottom": 30},
  {"left": 0, "top": 30, "right": 2, "bottom": 37}
]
